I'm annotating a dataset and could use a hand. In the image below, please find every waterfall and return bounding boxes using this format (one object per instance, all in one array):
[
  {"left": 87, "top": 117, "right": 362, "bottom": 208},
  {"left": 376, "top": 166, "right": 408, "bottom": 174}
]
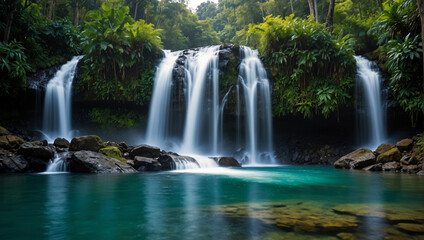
[
  {"left": 45, "top": 152, "right": 69, "bottom": 173},
  {"left": 237, "top": 46, "right": 275, "bottom": 165},
  {"left": 42, "top": 56, "right": 83, "bottom": 142},
  {"left": 145, "top": 46, "right": 275, "bottom": 168},
  {"left": 354, "top": 56, "right": 387, "bottom": 150}
]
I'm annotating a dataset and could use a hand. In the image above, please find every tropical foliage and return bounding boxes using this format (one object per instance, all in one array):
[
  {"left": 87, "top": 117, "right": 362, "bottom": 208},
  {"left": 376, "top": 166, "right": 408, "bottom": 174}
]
[{"left": 246, "top": 15, "right": 356, "bottom": 118}]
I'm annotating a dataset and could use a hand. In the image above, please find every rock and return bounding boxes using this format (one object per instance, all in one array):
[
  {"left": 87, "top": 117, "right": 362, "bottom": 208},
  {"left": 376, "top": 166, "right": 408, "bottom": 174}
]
[
  {"left": 0, "top": 151, "right": 28, "bottom": 173},
  {"left": 337, "top": 232, "right": 356, "bottom": 240},
  {"left": 396, "top": 223, "right": 424, "bottom": 233},
  {"left": 0, "top": 135, "right": 25, "bottom": 150},
  {"left": 99, "top": 147, "right": 125, "bottom": 162},
  {"left": 396, "top": 138, "right": 413, "bottom": 152},
  {"left": 0, "top": 126, "right": 9, "bottom": 136},
  {"left": 104, "top": 141, "right": 119, "bottom": 148},
  {"left": 126, "top": 160, "right": 134, "bottom": 166},
  {"left": 119, "top": 142, "right": 128, "bottom": 149},
  {"left": 401, "top": 165, "right": 419, "bottom": 174},
  {"left": 69, "top": 135, "right": 105, "bottom": 152},
  {"left": 400, "top": 154, "right": 420, "bottom": 165},
  {"left": 54, "top": 138, "right": 70, "bottom": 148},
  {"left": 130, "top": 144, "right": 161, "bottom": 158},
  {"left": 210, "top": 157, "right": 241, "bottom": 167},
  {"left": 133, "top": 156, "right": 162, "bottom": 171},
  {"left": 363, "top": 163, "right": 382, "bottom": 171},
  {"left": 157, "top": 154, "right": 198, "bottom": 170},
  {"left": 334, "top": 148, "right": 374, "bottom": 169},
  {"left": 374, "top": 143, "right": 395, "bottom": 156},
  {"left": 69, "top": 151, "right": 136, "bottom": 173},
  {"left": 376, "top": 148, "right": 402, "bottom": 164},
  {"left": 31, "top": 140, "right": 48, "bottom": 146},
  {"left": 382, "top": 161, "right": 400, "bottom": 172},
  {"left": 417, "top": 170, "right": 424, "bottom": 176},
  {"left": 18, "top": 142, "right": 54, "bottom": 159}
]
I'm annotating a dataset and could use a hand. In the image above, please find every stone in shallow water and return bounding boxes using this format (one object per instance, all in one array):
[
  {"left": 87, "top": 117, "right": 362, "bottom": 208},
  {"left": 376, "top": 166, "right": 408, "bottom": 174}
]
[
  {"left": 396, "top": 223, "right": 424, "bottom": 233},
  {"left": 336, "top": 232, "right": 356, "bottom": 240},
  {"left": 69, "top": 150, "right": 136, "bottom": 173},
  {"left": 334, "top": 148, "right": 373, "bottom": 169},
  {"left": 363, "top": 163, "right": 382, "bottom": 171},
  {"left": 332, "top": 204, "right": 424, "bottom": 222},
  {"left": 377, "top": 148, "right": 402, "bottom": 164},
  {"left": 382, "top": 161, "right": 400, "bottom": 172}
]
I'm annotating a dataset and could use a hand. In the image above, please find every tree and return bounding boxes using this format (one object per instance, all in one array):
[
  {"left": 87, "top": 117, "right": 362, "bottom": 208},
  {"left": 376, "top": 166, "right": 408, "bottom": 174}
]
[
  {"left": 2, "top": 0, "right": 34, "bottom": 42},
  {"left": 417, "top": 0, "right": 424, "bottom": 94},
  {"left": 196, "top": 0, "right": 218, "bottom": 20},
  {"left": 326, "top": 0, "right": 335, "bottom": 33}
]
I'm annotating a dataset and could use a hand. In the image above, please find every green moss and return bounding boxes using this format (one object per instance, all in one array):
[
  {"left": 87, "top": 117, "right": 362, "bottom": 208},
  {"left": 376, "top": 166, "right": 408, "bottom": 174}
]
[
  {"left": 377, "top": 148, "right": 402, "bottom": 163},
  {"left": 99, "top": 147, "right": 126, "bottom": 162},
  {"left": 0, "top": 126, "right": 9, "bottom": 135},
  {"left": 69, "top": 135, "right": 105, "bottom": 152}
]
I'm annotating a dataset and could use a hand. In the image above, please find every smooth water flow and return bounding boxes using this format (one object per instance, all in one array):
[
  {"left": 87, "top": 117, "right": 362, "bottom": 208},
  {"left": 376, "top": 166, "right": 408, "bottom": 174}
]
[
  {"left": 42, "top": 56, "right": 83, "bottom": 141},
  {"left": 355, "top": 56, "right": 387, "bottom": 150},
  {"left": 146, "top": 46, "right": 275, "bottom": 168}
]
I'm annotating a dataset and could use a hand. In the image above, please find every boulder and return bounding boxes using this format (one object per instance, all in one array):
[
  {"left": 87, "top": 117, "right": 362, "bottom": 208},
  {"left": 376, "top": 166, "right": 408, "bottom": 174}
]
[
  {"left": 401, "top": 165, "right": 420, "bottom": 174},
  {"left": 104, "top": 141, "right": 119, "bottom": 148},
  {"left": 18, "top": 142, "right": 54, "bottom": 159},
  {"left": 31, "top": 140, "right": 48, "bottom": 146},
  {"left": 396, "top": 138, "right": 413, "bottom": 152},
  {"left": 334, "top": 148, "right": 374, "bottom": 169},
  {"left": 0, "top": 151, "right": 28, "bottom": 173},
  {"left": 374, "top": 143, "right": 395, "bottom": 156},
  {"left": 363, "top": 163, "right": 382, "bottom": 171},
  {"left": 417, "top": 170, "right": 424, "bottom": 176},
  {"left": 133, "top": 156, "right": 162, "bottom": 171},
  {"left": 69, "top": 151, "right": 136, "bottom": 173},
  {"left": 99, "top": 147, "right": 125, "bottom": 162},
  {"left": 69, "top": 135, "right": 105, "bottom": 152},
  {"left": 158, "top": 154, "right": 198, "bottom": 170},
  {"left": 119, "top": 142, "right": 129, "bottom": 149},
  {"left": 54, "top": 138, "right": 70, "bottom": 148},
  {"left": 210, "top": 157, "right": 241, "bottom": 167},
  {"left": 0, "top": 126, "right": 9, "bottom": 136},
  {"left": 0, "top": 135, "right": 25, "bottom": 150},
  {"left": 382, "top": 161, "right": 400, "bottom": 172},
  {"left": 376, "top": 148, "right": 402, "bottom": 164},
  {"left": 130, "top": 144, "right": 161, "bottom": 158},
  {"left": 400, "top": 154, "right": 420, "bottom": 165},
  {"left": 396, "top": 223, "right": 424, "bottom": 233}
]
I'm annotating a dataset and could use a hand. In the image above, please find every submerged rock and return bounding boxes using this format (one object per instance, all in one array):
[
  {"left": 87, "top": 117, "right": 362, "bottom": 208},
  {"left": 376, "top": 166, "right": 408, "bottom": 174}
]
[
  {"left": 69, "top": 150, "right": 136, "bottom": 173},
  {"left": 382, "top": 161, "right": 400, "bottom": 172},
  {"left": 374, "top": 143, "right": 395, "bottom": 156},
  {"left": 396, "top": 138, "right": 413, "bottom": 152},
  {"left": 54, "top": 138, "right": 70, "bottom": 148},
  {"left": 133, "top": 156, "right": 162, "bottom": 171},
  {"left": 376, "top": 148, "right": 402, "bottom": 163},
  {"left": 210, "top": 157, "right": 241, "bottom": 167},
  {"left": 130, "top": 144, "right": 161, "bottom": 158},
  {"left": 363, "top": 163, "right": 382, "bottom": 171},
  {"left": 69, "top": 135, "right": 105, "bottom": 152}
]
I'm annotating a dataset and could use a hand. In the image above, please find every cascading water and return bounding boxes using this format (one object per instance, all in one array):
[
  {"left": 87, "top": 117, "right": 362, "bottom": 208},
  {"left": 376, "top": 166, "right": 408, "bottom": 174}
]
[
  {"left": 237, "top": 47, "right": 275, "bottom": 165},
  {"left": 42, "top": 56, "right": 83, "bottom": 142},
  {"left": 354, "top": 56, "right": 387, "bottom": 150},
  {"left": 145, "top": 46, "right": 275, "bottom": 169}
]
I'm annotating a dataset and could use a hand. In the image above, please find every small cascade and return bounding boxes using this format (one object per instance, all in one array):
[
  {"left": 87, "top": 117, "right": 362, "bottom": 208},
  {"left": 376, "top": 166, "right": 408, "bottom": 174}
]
[
  {"left": 42, "top": 56, "right": 83, "bottom": 141},
  {"left": 354, "top": 56, "right": 387, "bottom": 149},
  {"left": 173, "top": 155, "right": 219, "bottom": 170},
  {"left": 45, "top": 152, "right": 69, "bottom": 173},
  {"left": 145, "top": 46, "right": 275, "bottom": 169}
]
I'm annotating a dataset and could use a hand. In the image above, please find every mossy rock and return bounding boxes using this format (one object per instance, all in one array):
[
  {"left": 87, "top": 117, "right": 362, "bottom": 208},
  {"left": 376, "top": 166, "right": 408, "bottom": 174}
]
[
  {"left": 377, "top": 148, "right": 402, "bottom": 163},
  {"left": 0, "top": 126, "right": 9, "bottom": 136},
  {"left": 374, "top": 143, "right": 395, "bottom": 156},
  {"left": 99, "top": 147, "right": 126, "bottom": 162},
  {"left": 0, "top": 135, "right": 25, "bottom": 150},
  {"left": 69, "top": 135, "right": 105, "bottom": 152}
]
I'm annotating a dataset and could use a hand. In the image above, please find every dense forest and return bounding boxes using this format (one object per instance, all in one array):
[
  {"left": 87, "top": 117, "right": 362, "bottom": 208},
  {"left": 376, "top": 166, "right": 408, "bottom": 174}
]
[{"left": 0, "top": 0, "right": 423, "bottom": 124}]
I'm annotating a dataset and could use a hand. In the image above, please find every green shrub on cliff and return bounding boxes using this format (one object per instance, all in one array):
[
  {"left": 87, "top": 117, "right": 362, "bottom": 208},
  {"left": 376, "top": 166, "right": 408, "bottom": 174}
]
[
  {"left": 245, "top": 15, "right": 356, "bottom": 118},
  {"left": 78, "top": 3, "right": 162, "bottom": 106}
]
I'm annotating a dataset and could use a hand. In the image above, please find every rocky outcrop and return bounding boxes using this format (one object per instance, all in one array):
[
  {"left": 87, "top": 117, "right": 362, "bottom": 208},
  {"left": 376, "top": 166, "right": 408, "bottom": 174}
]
[
  {"left": 54, "top": 138, "right": 70, "bottom": 148},
  {"left": 376, "top": 148, "right": 402, "bottom": 163},
  {"left": 334, "top": 134, "right": 423, "bottom": 175},
  {"left": 334, "top": 148, "right": 375, "bottom": 169},
  {"left": 0, "top": 135, "right": 25, "bottom": 150},
  {"left": 210, "top": 157, "right": 241, "bottom": 167},
  {"left": 18, "top": 142, "right": 54, "bottom": 159},
  {"left": 130, "top": 144, "right": 161, "bottom": 158},
  {"left": 0, "top": 150, "right": 28, "bottom": 173},
  {"left": 374, "top": 143, "right": 395, "bottom": 156},
  {"left": 69, "top": 135, "right": 105, "bottom": 152},
  {"left": 69, "top": 150, "right": 136, "bottom": 173},
  {"left": 132, "top": 156, "right": 162, "bottom": 171},
  {"left": 396, "top": 138, "right": 413, "bottom": 152}
]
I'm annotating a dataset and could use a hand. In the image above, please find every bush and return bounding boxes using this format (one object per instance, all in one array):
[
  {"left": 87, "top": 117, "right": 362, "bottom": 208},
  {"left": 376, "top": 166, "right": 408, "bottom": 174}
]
[{"left": 245, "top": 15, "right": 356, "bottom": 118}]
